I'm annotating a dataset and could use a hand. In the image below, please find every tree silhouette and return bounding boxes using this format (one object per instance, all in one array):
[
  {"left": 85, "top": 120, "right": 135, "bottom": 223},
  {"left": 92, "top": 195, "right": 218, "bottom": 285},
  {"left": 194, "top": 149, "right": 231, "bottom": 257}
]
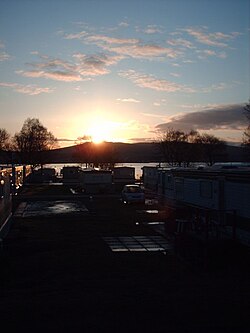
[
  {"left": 74, "top": 136, "right": 117, "bottom": 169},
  {"left": 194, "top": 133, "right": 225, "bottom": 166},
  {"left": 242, "top": 100, "right": 250, "bottom": 147},
  {"left": 158, "top": 128, "right": 225, "bottom": 166},
  {"left": 158, "top": 128, "right": 187, "bottom": 166},
  {"left": 14, "top": 118, "right": 57, "bottom": 167},
  {"left": 0, "top": 128, "right": 11, "bottom": 150}
]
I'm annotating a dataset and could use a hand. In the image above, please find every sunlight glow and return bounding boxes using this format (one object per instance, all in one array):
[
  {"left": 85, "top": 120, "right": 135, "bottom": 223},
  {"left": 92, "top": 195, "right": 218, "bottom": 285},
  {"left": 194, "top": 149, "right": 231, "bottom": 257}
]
[{"left": 87, "top": 119, "right": 120, "bottom": 143}]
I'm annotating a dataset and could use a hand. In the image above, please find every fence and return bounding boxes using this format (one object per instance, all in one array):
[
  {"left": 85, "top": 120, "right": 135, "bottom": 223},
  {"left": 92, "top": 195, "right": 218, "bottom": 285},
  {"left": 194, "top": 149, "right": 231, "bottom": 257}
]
[{"left": 0, "top": 165, "right": 31, "bottom": 233}]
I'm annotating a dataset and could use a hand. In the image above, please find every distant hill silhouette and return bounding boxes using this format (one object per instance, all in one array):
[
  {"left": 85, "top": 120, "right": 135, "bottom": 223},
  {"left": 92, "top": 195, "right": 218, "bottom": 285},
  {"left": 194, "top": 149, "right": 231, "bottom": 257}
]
[
  {"left": 42, "top": 142, "right": 161, "bottom": 163},
  {"left": 40, "top": 142, "right": 249, "bottom": 164},
  {"left": 0, "top": 142, "right": 249, "bottom": 165}
]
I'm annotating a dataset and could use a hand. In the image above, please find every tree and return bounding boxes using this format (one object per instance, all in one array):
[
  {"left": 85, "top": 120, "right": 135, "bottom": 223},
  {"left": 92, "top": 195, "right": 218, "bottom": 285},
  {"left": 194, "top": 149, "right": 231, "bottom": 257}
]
[
  {"left": 74, "top": 135, "right": 94, "bottom": 167},
  {"left": 74, "top": 136, "right": 117, "bottom": 169},
  {"left": 158, "top": 128, "right": 225, "bottom": 166},
  {"left": 91, "top": 142, "right": 117, "bottom": 170},
  {"left": 0, "top": 128, "right": 11, "bottom": 150},
  {"left": 158, "top": 128, "right": 189, "bottom": 166},
  {"left": 242, "top": 126, "right": 250, "bottom": 146},
  {"left": 242, "top": 100, "right": 250, "bottom": 147},
  {"left": 244, "top": 100, "right": 250, "bottom": 121},
  {"left": 14, "top": 118, "right": 57, "bottom": 167},
  {"left": 194, "top": 133, "right": 225, "bottom": 166}
]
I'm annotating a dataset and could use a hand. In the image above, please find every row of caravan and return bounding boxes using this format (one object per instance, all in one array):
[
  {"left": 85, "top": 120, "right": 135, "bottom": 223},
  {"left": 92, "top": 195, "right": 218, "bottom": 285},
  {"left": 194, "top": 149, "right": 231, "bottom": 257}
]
[
  {"left": 62, "top": 166, "right": 136, "bottom": 193},
  {"left": 142, "top": 165, "right": 250, "bottom": 239}
]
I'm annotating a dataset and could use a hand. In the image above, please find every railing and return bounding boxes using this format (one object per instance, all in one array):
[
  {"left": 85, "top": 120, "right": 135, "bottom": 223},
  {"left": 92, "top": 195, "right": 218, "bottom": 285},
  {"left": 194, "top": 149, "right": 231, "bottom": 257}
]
[{"left": 0, "top": 165, "right": 31, "bottom": 233}]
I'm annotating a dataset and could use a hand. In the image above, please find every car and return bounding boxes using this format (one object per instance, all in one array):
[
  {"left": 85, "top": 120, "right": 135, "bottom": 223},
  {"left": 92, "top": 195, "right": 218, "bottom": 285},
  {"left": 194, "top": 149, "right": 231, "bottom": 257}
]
[{"left": 121, "top": 184, "right": 145, "bottom": 204}]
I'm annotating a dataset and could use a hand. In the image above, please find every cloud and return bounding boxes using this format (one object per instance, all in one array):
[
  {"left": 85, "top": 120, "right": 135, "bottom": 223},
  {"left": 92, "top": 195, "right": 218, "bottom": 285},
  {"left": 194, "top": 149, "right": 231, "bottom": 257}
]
[
  {"left": 139, "top": 25, "right": 163, "bottom": 34},
  {"left": 156, "top": 104, "right": 246, "bottom": 132},
  {"left": 18, "top": 69, "right": 83, "bottom": 82},
  {"left": 167, "top": 27, "right": 240, "bottom": 62},
  {"left": 170, "top": 72, "right": 181, "bottom": 77},
  {"left": 17, "top": 55, "right": 82, "bottom": 81},
  {"left": 196, "top": 49, "right": 227, "bottom": 59},
  {"left": 201, "top": 82, "right": 230, "bottom": 93},
  {"left": 0, "top": 41, "right": 10, "bottom": 61},
  {"left": 107, "top": 43, "right": 180, "bottom": 59},
  {"left": 182, "top": 27, "right": 239, "bottom": 47},
  {"left": 84, "top": 33, "right": 180, "bottom": 60},
  {"left": 86, "top": 34, "right": 138, "bottom": 45},
  {"left": 179, "top": 103, "right": 219, "bottom": 110},
  {"left": 18, "top": 53, "right": 123, "bottom": 82},
  {"left": 119, "top": 21, "right": 129, "bottom": 28},
  {"left": 116, "top": 98, "right": 140, "bottom": 103},
  {"left": 63, "top": 29, "right": 139, "bottom": 45},
  {"left": 167, "top": 38, "right": 195, "bottom": 49},
  {"left": 152, "top": 98, "right": 167, "bottom": 107},
  {"left": 0, "top": 51, "right": 10, "bottom": 61},
  {"left": 0, "top": 82, "right": 54, "bottom": 95},
  {"left": 141, "top": 112, "right": 165, "bottom": 118},
  {"left": 73, "top": 53, "right": 123, "bottom": 76},
  {"left": 63, "top": 31, "right": 88, "bottom": 40},
  {"left": 119, "top": 70, "right": 195, "bottom": 93}
]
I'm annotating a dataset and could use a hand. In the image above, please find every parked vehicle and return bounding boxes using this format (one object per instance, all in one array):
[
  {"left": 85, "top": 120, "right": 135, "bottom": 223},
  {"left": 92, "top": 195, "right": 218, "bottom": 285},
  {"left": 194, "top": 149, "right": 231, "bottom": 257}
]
[{"left": 121, "top": 184, "right": 145, "bottom": 204}]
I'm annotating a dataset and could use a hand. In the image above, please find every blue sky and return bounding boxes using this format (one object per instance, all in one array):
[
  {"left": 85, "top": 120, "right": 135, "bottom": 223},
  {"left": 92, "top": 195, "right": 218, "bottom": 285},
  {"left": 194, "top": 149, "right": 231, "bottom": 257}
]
[{"left": 0, "top": 0, "right": 249, "bottom": 145}]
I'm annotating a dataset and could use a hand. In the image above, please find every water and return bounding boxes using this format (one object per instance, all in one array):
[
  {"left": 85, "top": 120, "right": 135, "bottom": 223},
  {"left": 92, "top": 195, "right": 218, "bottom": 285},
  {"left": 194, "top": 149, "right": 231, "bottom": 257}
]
[{"left": 45, "top": 162, "right": 159, "bottom": 180}]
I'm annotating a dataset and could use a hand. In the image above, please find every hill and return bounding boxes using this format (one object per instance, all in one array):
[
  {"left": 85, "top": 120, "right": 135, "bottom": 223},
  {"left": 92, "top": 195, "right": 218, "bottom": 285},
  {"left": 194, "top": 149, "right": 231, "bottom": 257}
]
[
  {"left": 1, "top": 142, "right": 249, "bottom": 165},
  {"left": 42, "top": 142, "right": 249, "bottom": 164},
  {"left": 42, "top": 142, "right": 161, "bottom": 163}
]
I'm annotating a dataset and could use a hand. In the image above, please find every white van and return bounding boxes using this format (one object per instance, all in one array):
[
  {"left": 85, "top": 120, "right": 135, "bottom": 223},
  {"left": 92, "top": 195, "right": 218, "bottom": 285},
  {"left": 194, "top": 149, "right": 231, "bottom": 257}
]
[{"left": 121, "top": 184, "right": 145, "bottom": 204}]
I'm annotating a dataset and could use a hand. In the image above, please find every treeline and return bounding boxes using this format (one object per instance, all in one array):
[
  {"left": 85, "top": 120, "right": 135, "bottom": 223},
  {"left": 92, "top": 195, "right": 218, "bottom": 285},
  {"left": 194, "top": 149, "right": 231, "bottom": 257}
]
[{"left": 158, "top": 129, "right": 226, "bottom": 166}]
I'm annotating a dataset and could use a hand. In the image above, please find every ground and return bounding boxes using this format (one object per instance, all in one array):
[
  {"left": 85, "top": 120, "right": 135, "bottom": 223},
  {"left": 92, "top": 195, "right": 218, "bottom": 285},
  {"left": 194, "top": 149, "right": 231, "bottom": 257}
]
[{"left": 0, "top": 185, "right": 250, "bottom": 332}]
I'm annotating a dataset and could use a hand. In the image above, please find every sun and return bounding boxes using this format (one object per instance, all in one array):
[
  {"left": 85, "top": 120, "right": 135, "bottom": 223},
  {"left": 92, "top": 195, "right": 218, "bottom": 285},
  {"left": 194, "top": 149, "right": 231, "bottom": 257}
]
[{"left": 88, "top": 121, "right": 116, "bottom": 143}]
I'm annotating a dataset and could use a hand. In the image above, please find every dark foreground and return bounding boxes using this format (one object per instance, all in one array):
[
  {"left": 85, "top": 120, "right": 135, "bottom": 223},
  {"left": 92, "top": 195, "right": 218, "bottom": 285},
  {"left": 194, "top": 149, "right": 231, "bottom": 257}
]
[{"left": 1, "top": 185, "right": 250, "bottom": 332}]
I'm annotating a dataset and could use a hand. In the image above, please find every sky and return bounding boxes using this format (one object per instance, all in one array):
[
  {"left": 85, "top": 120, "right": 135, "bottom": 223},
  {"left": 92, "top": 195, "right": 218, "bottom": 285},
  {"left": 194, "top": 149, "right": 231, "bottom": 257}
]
[{"left": 0, "top": 0, "right": 249, "bottom": 146}]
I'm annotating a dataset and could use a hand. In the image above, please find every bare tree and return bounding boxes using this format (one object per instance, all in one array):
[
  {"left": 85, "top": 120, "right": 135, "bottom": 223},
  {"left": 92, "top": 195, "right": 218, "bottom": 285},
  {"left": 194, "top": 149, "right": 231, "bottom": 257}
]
[
  {"left": 194, "top": 133, "right": 225, "bottom": 166},
  {"left": 91, "top": 142, "right": 117, "bottom": 170},
  {"left": 14, "top": 118, "right": 57, "bottom": 167},
  {"left": 158, "top": 128, "right": 225, "bottom": 166},
  {"left": 158, "top": 128, "right": 189, "bottom": 166},
  {"left": 243, "top": 126, "right": 250, "bottom": 146},
  {"left": 74, "top": 136, "right": 93, "bottom": 167},
  {"left": 242, "top": 100, "right": 250, "bottom": 147},
  {"left": 0, "top": 128, "right": 11, "bottom": 150},
  {"left": 244, "top": 100, "right": 250, "bottom": 120}
]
